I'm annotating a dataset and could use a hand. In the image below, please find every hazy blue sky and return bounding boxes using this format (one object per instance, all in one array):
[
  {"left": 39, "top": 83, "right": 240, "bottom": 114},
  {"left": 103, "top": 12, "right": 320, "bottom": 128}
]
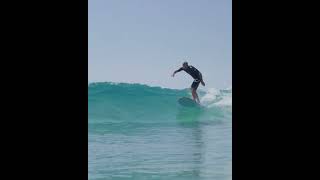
[{"left": 89, "top": 0, "right": 231, "bottom": 89}]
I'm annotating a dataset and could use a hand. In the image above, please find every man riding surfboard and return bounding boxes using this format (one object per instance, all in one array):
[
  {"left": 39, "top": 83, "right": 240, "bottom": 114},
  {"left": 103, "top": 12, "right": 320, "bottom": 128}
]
[{"left": 172, "top": 62, "right": 205, "bottom": 104}]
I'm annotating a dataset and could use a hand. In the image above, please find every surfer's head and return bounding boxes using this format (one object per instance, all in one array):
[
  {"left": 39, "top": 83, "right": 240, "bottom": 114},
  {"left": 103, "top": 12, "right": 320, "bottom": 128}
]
[{"left": 182, "top": 62, "right": 188, "bottom": 69}]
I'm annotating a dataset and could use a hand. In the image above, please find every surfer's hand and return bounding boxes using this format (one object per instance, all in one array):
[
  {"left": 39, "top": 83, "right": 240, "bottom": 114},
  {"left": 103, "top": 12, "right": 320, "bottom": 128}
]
[
  {"left": 172, "top": 73, "right": 175, "bottom": 77},
  {"left": 201, "top": 81, "right": 205, "bottom": 86}
]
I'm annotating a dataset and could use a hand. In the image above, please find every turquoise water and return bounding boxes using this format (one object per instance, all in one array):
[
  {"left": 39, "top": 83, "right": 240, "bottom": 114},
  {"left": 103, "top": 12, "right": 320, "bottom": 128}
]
[{"left": 89, "top": 82, "right": 232, "bottom": 180}]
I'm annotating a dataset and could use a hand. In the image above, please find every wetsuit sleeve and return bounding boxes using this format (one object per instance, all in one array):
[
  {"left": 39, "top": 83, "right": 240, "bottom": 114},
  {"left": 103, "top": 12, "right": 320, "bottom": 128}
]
[
  {"left": 175, "top": 67, "right": 183, "bottom": 73},
  {"left": 199, "top": 72, "right": 203, "bottom": 80}
]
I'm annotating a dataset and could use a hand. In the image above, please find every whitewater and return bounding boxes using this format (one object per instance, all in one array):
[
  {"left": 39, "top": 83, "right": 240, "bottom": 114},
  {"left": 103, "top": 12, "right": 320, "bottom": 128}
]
[{"left": 89, "top": 82, "right": 232, "bottom": 180}]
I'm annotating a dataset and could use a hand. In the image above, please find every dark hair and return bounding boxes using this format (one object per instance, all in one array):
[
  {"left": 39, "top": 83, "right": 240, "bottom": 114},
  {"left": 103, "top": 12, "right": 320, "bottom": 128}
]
[{"left": 183, "top": 62, "right": 188, "bottom": 66}]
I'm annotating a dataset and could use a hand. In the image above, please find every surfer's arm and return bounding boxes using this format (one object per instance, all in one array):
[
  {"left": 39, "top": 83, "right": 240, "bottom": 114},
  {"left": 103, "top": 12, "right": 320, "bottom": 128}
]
[{"left": 172, "top": 67, "right": 183, "bottom": 77}]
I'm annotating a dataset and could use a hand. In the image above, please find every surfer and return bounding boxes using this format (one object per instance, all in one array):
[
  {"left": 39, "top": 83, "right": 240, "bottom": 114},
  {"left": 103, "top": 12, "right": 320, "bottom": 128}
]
[{"left": 172, "top": 62, "right": 205, "bottom": 104}]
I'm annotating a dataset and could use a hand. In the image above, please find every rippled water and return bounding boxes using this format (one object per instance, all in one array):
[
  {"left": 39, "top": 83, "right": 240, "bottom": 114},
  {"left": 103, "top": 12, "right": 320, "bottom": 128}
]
[{"left": 89, "top": 82, "right": 232, "bottom": 180}]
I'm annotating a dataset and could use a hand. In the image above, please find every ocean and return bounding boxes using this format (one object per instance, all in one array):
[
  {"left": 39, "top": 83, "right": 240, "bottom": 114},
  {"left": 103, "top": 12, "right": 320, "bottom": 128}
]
[{"left": 89, "top": 82, "right": 232, "bottom": 180}]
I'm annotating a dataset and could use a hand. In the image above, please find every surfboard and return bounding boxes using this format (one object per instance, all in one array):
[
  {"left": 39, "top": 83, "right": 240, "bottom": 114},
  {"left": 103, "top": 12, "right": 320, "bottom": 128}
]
[{"left": 178, "top": 97, "right": 202, "bottom": 108}]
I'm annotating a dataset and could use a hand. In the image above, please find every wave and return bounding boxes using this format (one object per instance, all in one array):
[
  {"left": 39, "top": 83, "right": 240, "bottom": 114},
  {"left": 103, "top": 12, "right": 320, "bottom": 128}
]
[{"left": 89, "top": 82, "right": 232, "bottom": 132}]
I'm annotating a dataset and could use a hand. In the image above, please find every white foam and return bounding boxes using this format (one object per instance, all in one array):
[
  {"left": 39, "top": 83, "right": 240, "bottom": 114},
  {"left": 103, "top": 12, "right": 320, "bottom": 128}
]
[
  {"left": 200, "top": 87, "right": 232, "bottom": 107},
  {"left": 199, "top": 88, "right": 218, "bottom": 105},
  {"left": 214, "top": 95, "right": 232, "bottom": 106}
]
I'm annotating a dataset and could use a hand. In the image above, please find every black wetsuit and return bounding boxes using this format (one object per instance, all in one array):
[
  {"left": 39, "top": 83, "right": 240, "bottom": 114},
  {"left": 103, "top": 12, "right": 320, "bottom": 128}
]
[{"left": 176, "top": 66, "right": 203, "bottom": 90}]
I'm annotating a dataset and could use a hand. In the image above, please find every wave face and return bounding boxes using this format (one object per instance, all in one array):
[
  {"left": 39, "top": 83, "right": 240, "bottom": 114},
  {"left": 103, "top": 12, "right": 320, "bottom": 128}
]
[
  {"left": 88, "top": 82, "right": 232, "bottom": 180},
  {"left": 89, "top": 82, "right": 231, "bottom": 131}
]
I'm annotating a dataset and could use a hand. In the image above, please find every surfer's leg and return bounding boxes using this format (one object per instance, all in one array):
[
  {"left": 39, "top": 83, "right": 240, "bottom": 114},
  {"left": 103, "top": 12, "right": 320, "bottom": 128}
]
[
  {"left": 191, "top": 88, "right": 196, "bottom": 101},
  {"left": 191, "top": 80, "right": 201, "bottom": 103},
  {"left": 191, "top": 88, "right": 200, "bottom": 104},
  {"left": 195, "top": 91, "right": 200, "bottom": 104},
  {"left": 193, "top": 89, "right": 200, "bottom": 104},
  {"left": 191, "top": 81, "right": 198, "bottom": 102}
]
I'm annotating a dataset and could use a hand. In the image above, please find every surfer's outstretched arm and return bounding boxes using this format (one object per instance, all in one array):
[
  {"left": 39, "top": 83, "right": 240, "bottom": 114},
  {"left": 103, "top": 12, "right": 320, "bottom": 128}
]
[{"left": 172, "top": 67, "right": 183, "bottom": 77}]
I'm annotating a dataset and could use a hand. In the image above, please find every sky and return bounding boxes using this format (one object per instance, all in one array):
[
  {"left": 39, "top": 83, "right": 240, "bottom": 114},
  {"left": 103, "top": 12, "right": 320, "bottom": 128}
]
[{"left": 89, "top": 0, "right": 231, "bottom": 89}]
